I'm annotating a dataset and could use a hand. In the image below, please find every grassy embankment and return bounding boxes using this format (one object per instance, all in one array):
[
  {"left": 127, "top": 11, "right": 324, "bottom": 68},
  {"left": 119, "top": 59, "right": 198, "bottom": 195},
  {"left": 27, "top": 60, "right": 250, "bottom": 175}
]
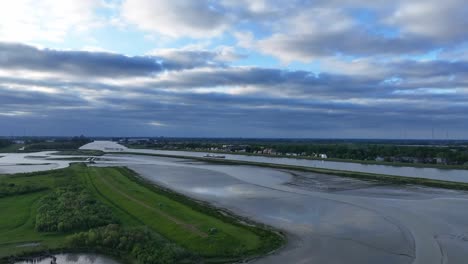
[
  {"left": 126, "top": 146, "right": 468, "bottom": 170},
  {"left": 0, "top": 164, "right": 283, "bottom": 263},
  {"left": 116, "top": 152, "right": 468, "bottom": 191}
]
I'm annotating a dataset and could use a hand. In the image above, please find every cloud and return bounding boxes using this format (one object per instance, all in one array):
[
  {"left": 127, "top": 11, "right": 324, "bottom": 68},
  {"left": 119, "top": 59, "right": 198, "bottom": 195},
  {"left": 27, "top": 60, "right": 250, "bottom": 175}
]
[
  {"left": 251, "top": 6, "right": 438, "bottom": 62},
  {"left": 385, "top": 0, "right": 468, "bottom": 41},
  {"left": 228, "top": 0, "right": 468, "bottom": 63},
  {"left": 0, "top": 0, "right": 103, "bottom": 43},
  {"left": 0, "top": 42, "right": 239, "bottom": 78},
  {"left": 1, "top": 41, "right": 468, "bottom": 138},
  {"left": 121, "top": 0, "right": 231, "bottom": 38},
  {"left": 149, "top": 46, "right": 243, "bottom": 70},
  {"left": 0, "top": 42, "right": 162, "bottom": 77},
  {"left": 148, "top": 121, "right": 168, "bottom": 127}
]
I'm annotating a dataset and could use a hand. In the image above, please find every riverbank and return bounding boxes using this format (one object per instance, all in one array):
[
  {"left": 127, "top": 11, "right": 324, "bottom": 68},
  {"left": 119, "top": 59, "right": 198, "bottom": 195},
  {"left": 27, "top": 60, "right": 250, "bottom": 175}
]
[{"left": 114, "top": 152, "right": 468, "bottom": 191}]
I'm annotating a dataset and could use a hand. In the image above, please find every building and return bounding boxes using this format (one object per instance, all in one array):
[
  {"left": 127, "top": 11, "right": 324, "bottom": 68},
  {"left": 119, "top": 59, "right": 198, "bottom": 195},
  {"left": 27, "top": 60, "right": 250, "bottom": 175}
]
[
  {"left": 319, "top": 154, "right": 328, "bottom": 159},
  {"left": 375, "top": 156, "right": 385, "bottom": 162}
]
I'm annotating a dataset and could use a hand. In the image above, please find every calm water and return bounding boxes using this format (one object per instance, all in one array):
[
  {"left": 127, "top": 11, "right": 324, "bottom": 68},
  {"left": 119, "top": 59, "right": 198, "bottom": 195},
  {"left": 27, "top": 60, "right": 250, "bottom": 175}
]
[
  {"left": 0, "top": 152, "right": 95, "bottom": 174},
  {"left": 131, "top": 149, "right": 468, "bottom": 183}
]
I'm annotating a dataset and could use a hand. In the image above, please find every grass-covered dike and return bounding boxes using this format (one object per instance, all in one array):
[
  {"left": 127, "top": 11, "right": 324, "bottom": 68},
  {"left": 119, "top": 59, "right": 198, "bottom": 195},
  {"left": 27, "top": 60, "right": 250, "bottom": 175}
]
[{"left": 0, "top": 164, "right": 284, "bottom": 264}]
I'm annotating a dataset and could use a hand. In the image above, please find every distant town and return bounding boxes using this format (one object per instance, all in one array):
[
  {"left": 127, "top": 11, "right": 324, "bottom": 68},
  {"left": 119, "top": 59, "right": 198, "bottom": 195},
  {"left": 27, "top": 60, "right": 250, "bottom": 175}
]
[
  {"left": 2, "top": 136, "right": 468, "bottom": 167},
  {"left": 116, "top": 137, "right": 468, "bottom": 167}
]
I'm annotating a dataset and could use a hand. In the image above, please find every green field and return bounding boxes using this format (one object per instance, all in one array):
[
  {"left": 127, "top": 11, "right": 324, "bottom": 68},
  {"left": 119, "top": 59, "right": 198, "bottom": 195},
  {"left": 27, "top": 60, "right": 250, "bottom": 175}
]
[{"left": 0, "top": 164, "right": 283, "bottom": 263}]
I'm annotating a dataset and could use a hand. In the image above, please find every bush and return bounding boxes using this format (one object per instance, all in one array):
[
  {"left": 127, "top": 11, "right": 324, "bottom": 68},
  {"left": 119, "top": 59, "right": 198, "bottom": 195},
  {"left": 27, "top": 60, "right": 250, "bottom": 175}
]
[
  {"left": 35, "top": 187, "right": 118, "bottom": 232},
  {"left": 67, "top": 225, "right": 200, "bottom": 264},
  {"left": 0, "top": 182, "right": 46, "bottom": 197}
]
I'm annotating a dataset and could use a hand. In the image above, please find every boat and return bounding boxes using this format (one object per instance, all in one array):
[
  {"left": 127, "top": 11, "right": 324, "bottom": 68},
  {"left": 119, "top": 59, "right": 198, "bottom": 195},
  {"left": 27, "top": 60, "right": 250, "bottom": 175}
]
[{"left": 203, "top": 154, "right": 226, "bottom": 159}]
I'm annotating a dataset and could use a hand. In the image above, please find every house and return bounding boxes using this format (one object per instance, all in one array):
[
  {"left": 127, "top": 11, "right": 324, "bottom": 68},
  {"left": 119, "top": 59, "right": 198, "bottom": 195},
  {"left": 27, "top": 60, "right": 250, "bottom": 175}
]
[
  {"left": 375, "top": 156, "right": 385, "bottom": 162},
  {"left": 319, "top": 154, "right": 328, "bottom": 159},
  {"left": 263, "top": 148, "right": 276, "bottom": 155}
]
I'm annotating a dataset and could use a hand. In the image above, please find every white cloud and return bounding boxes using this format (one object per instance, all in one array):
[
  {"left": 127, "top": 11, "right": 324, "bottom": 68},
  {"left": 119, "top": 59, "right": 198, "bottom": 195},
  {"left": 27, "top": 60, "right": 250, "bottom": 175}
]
[
  {"left": 0, "top": 0, "right": 103, "bottom": 43},
  {"left": 253, "top": 8, "right": 359, "bottom": 62},
  {"left": 148, "top": 121, "right": 167, "bottom": 127},
  {"left": 385, "top": 0, "right": 468, "bottom": 41},
  {"left": 81, "top": 45, "right": 115, "bottom": 53},
  {"left": 235, "top": 31, "right": 255, "bottom": 49},
  {"left": 121, "top": 0, "right": 231, "bottom": 38},
  {"left": 319, "top": 57, "right": 388, "bottom": 76},
  {"left": 0, "top": 111, "right": 32, "bottom": 117}
]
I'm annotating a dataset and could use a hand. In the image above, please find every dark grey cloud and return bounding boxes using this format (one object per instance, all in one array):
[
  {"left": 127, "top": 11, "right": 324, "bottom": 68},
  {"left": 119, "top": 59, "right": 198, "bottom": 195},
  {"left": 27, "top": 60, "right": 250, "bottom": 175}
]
[
  {"left": 388, "top": 60, "right": 468, "bottom": 79},
  {"left": 258, "top": 31, "right": 439, "bottom": 61},
  {"left": 0, "top": 43, "right": 227, "bottom": 78},
  {"left": 0, "top": 43, "right": 162, "bottom": 77},
  {"left": 151, "top": 67, "right": 382, "bottom": 97}
]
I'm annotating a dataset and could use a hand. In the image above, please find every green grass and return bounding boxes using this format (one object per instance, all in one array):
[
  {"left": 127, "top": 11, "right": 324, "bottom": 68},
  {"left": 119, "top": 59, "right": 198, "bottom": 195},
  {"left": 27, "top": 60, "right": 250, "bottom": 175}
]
[
  {"left": 0, "top": 164, "right": 283, "bottom": 263},
  {"left": 0, "top": 191, "right": 66, "bottom": 258},
  {"left": 83, "top": 166, "right": 266, "bottom": 257}
]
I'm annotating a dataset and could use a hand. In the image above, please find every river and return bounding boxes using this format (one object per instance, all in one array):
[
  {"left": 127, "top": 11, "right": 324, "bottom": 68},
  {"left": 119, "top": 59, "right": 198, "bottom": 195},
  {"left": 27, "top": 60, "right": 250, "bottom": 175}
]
[{"left": 115, "top": 147, "right": 468, "bottom": 183}]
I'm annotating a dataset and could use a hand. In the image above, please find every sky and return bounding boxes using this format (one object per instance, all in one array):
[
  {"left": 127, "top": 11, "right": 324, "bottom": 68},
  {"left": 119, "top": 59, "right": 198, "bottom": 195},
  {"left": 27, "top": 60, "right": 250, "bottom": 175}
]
[{"left": 0, "top": 0, "right": 467, "bottom": 138}]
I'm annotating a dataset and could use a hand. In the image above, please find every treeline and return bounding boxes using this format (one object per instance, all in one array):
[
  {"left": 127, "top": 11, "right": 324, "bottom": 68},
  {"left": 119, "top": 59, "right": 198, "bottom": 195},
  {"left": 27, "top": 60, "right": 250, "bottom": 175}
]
[
  {"left": 132, "top": 140, "right": 468, "bottom": 165},
  {"left": 36, "top": 187, "right": 118, "bottom": 232},
  {"left": 255, "top": 144, "right": 468, "bottom": 164},
  {"left": 0, "top": 139, "right": 13, "bottom": 149},
  {"left": 0, "top": 182, "right": 46, "bottom": 197},
  {"left": 67, "top": 224, "right": 200, "bottom": 264},
  {"left": 25, "top": 136, "right": 92, "bottom": 151}
]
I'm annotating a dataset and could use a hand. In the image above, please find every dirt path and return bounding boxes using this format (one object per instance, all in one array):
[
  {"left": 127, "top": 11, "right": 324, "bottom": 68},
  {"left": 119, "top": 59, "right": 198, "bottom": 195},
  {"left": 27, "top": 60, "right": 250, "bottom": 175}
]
[{"left": 97, "top": 174, "right": 209, "bottom": 238}]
